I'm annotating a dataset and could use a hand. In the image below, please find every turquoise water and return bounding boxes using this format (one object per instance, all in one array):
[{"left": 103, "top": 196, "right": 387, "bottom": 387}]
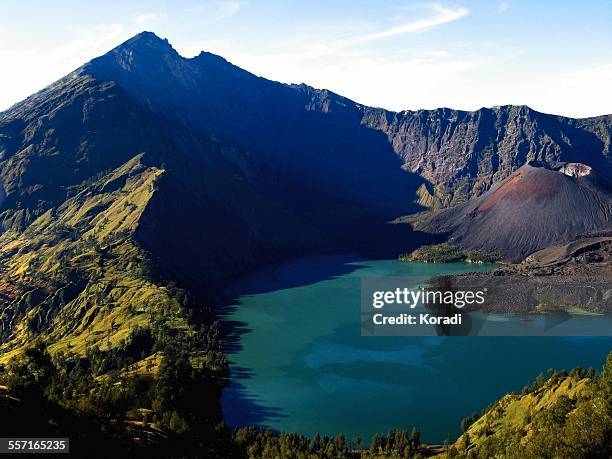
[{"left": 221, "top": 255, "right": 612, "bottom": 443}]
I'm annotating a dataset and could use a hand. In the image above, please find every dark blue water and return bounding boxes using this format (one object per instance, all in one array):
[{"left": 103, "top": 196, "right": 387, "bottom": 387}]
[{"left": 221, "top": 255, "right": 611, "bottom": 443}]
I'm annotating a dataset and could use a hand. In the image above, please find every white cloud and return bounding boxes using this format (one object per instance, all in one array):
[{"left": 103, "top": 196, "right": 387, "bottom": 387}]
[
  {"left": 0, "top": 1, "right": 244, "bottom": 111},
  {"left": 291, "top": 4, "right": 469, "bottom": 60},
  {"left": 227, "top": 47, "right": 483, "bottom": 111},
  {"left": 54, "top": 24, "right": 125, "bottom": 59},
  {"left": 498, "top": 2, "right": 510, "bottom": 14},
  {"left": 189, "top": 4, "right": 473, "bottom": 110},
  {"left": 187, "top": 1, "right": 240, "bottom": 22},
  {"left": 200, "top": 31, "right": 612, "bottom": 118},
  {"left": 181, "top": 3, "right": 466, "bottom": 67},
  {"left": 343, "top": 4, "right": 469, "bottom": 46},
  {"left": 520, "top": 63, "right": 612, "bottom": 118},
  {"left": 1, "top": 2, "right": 609, "bottom": 119},
  {"left": 217, "top": 0, "right": 241, "bottom": 18},
  {"left": 135, "top": 13, "right": 165, "bottom": 27}
]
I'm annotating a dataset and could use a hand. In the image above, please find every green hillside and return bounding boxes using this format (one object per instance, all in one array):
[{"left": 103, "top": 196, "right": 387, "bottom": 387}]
[
  {"left": 0, "top": 155, "right": 188, "bottom": 361},
  {"left": 0, "top": 154, "right": 232, "bottom": 455},
  {"left": 452, "top": 358, "right": 611, "bottom": 458}
]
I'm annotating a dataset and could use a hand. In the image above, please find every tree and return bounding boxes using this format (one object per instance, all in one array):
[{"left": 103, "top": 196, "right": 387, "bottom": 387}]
[
  {"left": 370, "top": 434, "right": 382, "bottom": 455},
  {"left": 586, "top": 367, "right": 596, "bottom": 379},
  {"left": 459, "top": 432, "right": 470, "bottom": 452},
  {"left": 324, "top": 440, "right": 337, "bottom": 457},
  {"left": 168, "top": 411, "right": 189, "bottom": 434},
  {"left": 5, "top": 344, "right": 54, "bottom": 400},
  {"left": 600, "top": 351, "right": 612, "bottom": 408},
  {"left": 336, "top": 433, "right": 346, "bottom": 453},
  {"left": 444, "top": 433, "right": 453, "bottom": 457},
  {"left": 564, "top": 398, "right": 609, "bottom": 457},
  {"left": 311, "top": 432, "right": 321, "bottom": 452},
  {"left": 534, "top": 372, "right": 546, "bottom": 389},
  {"left": 411, "top": 426, "right": 421, "bottom": 450},
  {"left": 353, "top": 436, "right": 363, "bottom": 451}
]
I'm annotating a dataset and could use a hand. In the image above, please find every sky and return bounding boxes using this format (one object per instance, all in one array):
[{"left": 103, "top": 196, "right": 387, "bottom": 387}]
[{"left": 1, "top": 1, "right": 611, "bottom": 117}]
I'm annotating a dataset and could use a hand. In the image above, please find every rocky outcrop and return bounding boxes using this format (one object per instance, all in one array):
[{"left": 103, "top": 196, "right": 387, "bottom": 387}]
[{"left": 560, "top": 162, "right": 592, "bottom": 177}]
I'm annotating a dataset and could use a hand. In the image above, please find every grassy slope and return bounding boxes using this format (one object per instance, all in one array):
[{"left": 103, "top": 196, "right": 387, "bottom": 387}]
[
  {"left": 0, "top": 154, "right": 191, "bottom": 363},
  {"left": 462, "top": 376, "right": 590, "bottom": 443},
  {"left": 448, "top": 371, "right": 610, "bottom": 458}
]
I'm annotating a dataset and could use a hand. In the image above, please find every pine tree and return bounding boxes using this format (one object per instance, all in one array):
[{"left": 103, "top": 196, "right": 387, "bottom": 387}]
[{"left": 411, "top": 426, "right": 421, "bottom": 450}]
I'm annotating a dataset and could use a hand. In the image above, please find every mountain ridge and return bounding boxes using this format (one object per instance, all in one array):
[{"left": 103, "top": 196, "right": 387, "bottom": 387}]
[
  {"left": 0, "top": 32, "right": 611, "bottom": 320},
  {"left": 0, "top": 32, "right": 612, "bottom": 207},
  {"left": 1, "top": 31, "right": 611, "bottom": 292},
  {"left": 83, "top": 32, "right": 612, "bottom": 208}
]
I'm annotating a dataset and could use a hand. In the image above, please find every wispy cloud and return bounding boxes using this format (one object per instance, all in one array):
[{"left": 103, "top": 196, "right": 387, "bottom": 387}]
[
  {"left": 344, "top": 4, "right": 469, "bottom": 46},
  {"left": 217, "top": 0, "right": 241, "bottom": 18},
  {"left": 187, "top": 1, "right": 241, "bottom": 22},
  {"left": 497, "top": 2, "right": 510, "bottom": 14},
  {"left": 254, "top": 4, "right": 469, "bottom": 63},
  {"left": 135, "top": 13, "right": 165, "bottom": 27}
]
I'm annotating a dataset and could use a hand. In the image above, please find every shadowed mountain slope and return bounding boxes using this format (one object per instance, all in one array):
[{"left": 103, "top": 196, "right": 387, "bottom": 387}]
[
  {"left": 83, "top": 32, "right": 421, "bottom": 218},
  {"left": 0, "top": 33, "right": 427, "bottom": 359}
]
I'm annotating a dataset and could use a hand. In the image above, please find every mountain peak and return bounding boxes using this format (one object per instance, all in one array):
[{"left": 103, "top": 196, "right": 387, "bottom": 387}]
[
  {"left": 135, "top": 30, "right": 163, "bottom": 40},
  {"left": 119, "top": 31, "right": 174, "bottom": 51},
  {"left": 124, "top": 30, "right": 172, "bottom": 47},
  {"left": 82, "top": 31, "right": 182, "bottom": 80}
]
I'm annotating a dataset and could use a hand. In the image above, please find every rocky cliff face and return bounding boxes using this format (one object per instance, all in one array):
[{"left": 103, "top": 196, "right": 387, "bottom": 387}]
[
  {"left": 1, "top": 33, "right": 611, "bottom": 274},
  {"left": 362, "top": 106, "right": 612, "bottom": 207}
]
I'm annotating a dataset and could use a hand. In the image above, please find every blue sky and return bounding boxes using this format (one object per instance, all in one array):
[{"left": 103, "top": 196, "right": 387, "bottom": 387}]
[{"left": 1, "top": 1, "right": 611, "bottom": 117}]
